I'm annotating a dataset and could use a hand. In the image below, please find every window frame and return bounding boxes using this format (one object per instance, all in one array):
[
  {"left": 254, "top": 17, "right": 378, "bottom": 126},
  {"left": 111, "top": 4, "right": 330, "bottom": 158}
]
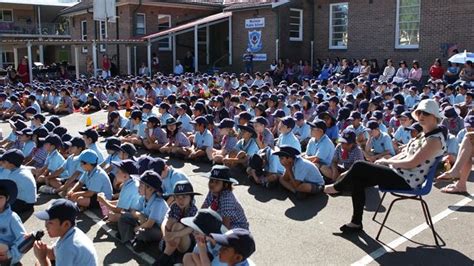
[
  {"left": 329, "top": 2, "right": 349, "bottom": 50},
  {"left": 395, "top": 0, "right": 421, "bottom": 49},
  {"left": 136, "top": 13, "right": 146, "bottom": 36},
  {"left": 99, "top": 20, "right": 107, "bottom": 52},
  {"left": 0, "top": 9, "right": 13, "bottom": 22},
  {"left": 81, "top": 20, "right": 88, "bottom": 53},
  {"left": 157, "top": 14, "right": 171, "bottom": 51},
  {"left": 289, "top": 8, "right": 303, "bottom": 42}
]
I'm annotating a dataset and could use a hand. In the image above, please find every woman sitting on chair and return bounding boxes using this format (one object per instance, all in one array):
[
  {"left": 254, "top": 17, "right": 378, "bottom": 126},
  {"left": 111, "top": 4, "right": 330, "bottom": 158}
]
[{"left": 324, "top": 99, "right": 447, "bottom": 233}]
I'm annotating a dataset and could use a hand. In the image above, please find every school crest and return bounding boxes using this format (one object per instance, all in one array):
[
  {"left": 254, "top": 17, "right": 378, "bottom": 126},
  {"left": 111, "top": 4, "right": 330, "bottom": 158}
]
[{"left": 248, "top": 30, "right": 263, "bottom": 53}]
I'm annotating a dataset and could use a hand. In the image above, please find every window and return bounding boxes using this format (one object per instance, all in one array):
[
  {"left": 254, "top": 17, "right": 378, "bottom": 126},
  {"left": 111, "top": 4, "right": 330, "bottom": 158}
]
[
  {"left": 81, "top": 20, "right": 88, "bottom": 53},
  {"left": 289, "top": 8, "right": 303, "bottom": 41},
  {"left": 136, "top": 13, "right": 146, "bottom": 35},
  {"left": 1, "top": 51, "right": 14, "bottom": 68},
  {"left": 158, "top": 15, "right": 171, "bottom": 50},
  {"left": 396, "top": 0, "right": 420, "bottom": 49},
  {"left": 99, "top": 20, "right": 107, "bottom": 52},
  {"left": 0, "top": 10, "right": 13, "bottom": 22},
  {"left": 329, "top": 3, "right": 348, "bottom": 49}
]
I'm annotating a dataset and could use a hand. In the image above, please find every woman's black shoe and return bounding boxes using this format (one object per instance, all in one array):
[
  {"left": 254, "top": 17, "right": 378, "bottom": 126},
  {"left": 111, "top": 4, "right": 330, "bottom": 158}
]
[{"left": 339, "top": 224, "right": 363, "bottom": 233}]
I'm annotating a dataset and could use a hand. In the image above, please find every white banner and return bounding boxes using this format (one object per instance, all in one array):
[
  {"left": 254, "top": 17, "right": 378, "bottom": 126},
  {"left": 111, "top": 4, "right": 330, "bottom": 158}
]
[
  {"left": 93, "top": 0, "right": 116, "bottom": 22},
  {"left": 245, "top": 18, "right": 265, "bottom": 29}
]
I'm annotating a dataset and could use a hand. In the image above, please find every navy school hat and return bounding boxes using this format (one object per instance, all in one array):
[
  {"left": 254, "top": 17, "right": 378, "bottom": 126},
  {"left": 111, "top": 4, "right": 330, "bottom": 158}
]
[
  {"left": 237, "top": 124, "right": 256, "bottom": 137},
  {"left": 33, "top": 114, "right": 46, "bottom": 123},
  {"left": 281, "top": 116, "right": 296, "bottom": 129},
  {"left": 400, "top": 111, "right": 413, "bottom": 120},
  {"left": 136, "top": 154, "right": 153, "bottom": 175},
  {"left": 23, "top": 106, "right": 37, "bottom": 115},
  {"left": 272, "top": 145, "right": 300, "bottom": 158},
  {"left": 112, "top": 159, "right": 138, "bottom": 175},
  {"left": 367, "top": 120, "right": 380, "bottom": 130},
  {"left": 250, "top": 116, "right": 268, "bottom": 126},
  {"left": 44, "top": 122, "right": 55, "bottom": 132},
  {"left": 181, "top": 209, "right": 227, "bottom": 235},
  {"left": 392, "top": 104, "right": 405, "bottom": 116},
  {"left": 142, "top": 102, "right": 153, "bottom": 110},
  {"left": 117, "top": 143, "right": 137, "bottom": 158},
  {"left": 0, "top": 149, "right": 25, "bottom": 167},
  {"left": 463, "top": 115, "right": 474, "bottom": 128},
  {"left": 348, "top": 111, "right": 362, "bottom": 121},
  {"left": 171, "top": 180, "right": 202, "bottom": 196},
  {"left": 148, "top": 157, "right": 166, "bottom": 174},
  {"left": 33, "top": 127, "right": 49, "bottom": 139},
  {"left": 130, "top": 110, "right": 143, "bottom": 120},
  {"left": 207, "top": 165, "right": 238, "bottom": 184},
  {"left": 338, "top": 129, "right": 356, "bottom": 144},
  {"left": 105, "top": 137, "right": 121, "bottom": 151},
  {"left": 190, "top": 116, "right": 208, "bottom": 125},
  {"left": 79, "top": 128, "right": 99, "bottom": 142},
  {"left": 161, "top": 116, "right": 181, "bottom": 128},
  {"left": 10, "top": 120, "right": 28, "bottom": 131},
  {"left": 210, "top": 229, "right": 256, "bottom": 260},
  {"left": 337, "top": 107, "right": 351, "bottom": 121},
  {"left": 40, "top": 134, "right": 63, "bottom": 148},
  {"left": 16, "top": 128, "right": 33, "bottom": 136},
  {"left": 307, "top": 118, "right": 327, "bottom": 133},
  {"left": 52, "top": 126, "right": 68, "bottom": 137},
  {"left": 405, "top": 122, "right": 423, "bottom": 133},
  {"left": 147, "top": 116, "right": 160, "bottom": 125},
  {"left": 237, "top": 111, "right": 252, "bottom": 121},
  {"left": 372, "top": 110, "right": 384, "bottom": 120},
  {"left": 217, "top": 118, "right": 235, "bottom": 129},
  {"left": 0, "top": 179, "right": 18, "bottom": 205},
  {"left": 108, "top": 101, "right": 119, "bottom": 108},
  {"left": 272, "top": 109, "right": 286, "bottom": 118},
  {"left": 64, "top": 137, "right": 86, "bottom": 149},
  {"left": 293, "top": 111, "right": 304, "bottom": 121},
  {"left": 35, "top": 199, "right": 79, "bottom": 223},
  {"left": 443, "top": 106, "right": 459, "bottom": 118},
  {"left": 136, "top": 170, "right": 163, "bottom": 193},
  {"left": 48, "top": 116, "right": 61, "bottom": 126}
]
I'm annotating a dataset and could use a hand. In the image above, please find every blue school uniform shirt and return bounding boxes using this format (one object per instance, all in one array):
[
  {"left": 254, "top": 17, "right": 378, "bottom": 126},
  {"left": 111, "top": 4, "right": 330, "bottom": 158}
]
[
  {"left": 235, "top": 138, "right": 259, "bottom": 157},
  {"left": 370, "top": 132, "right": 395, "bottom": 156},
  {"left": 6, "top": 132, "right": 16, "bottom": 142},
  {"left": 131, "top": 122, "right": 147, "bottom": 139},
  {"left": 79, "top": 166, "right": 113, "bottom": 200},
  {"left": 159, "top": 112, "right": 173, "bottom": 126},
  {"left": 63, "top": 154, "right": 83, "bottom": 178},
  {"left": 21, "top": 140, "right": 35, "bottom": 157},
  {"left": 325, "top": 125, "right": 339, "bottom": 141},
  {"left": 162, "top": 167, "right": 190, "bottom": 196},
  {"left": 305, "top": 134, "right": 335, "bottom": 166},
  {"left": 454, "top": 94, "right": 465, "bottom": 104},
  {"left": 393, "top": 126, "right": 412, "bottom": 144},
  {"left": 117, "top": 178, "right": 141, "bottom": 210},
  {"left": 4, "top": 166, "right": 37, "bottom": 204},
  {"left": 177, "top": 114, "right": 193, "bottom": 133},
  {"left": 263, "top": 147, "right": 285, "bottom": 174},
  {"left": 138, "top": 193, "right": 169, "bottom": 225},
  {"left": 54, "top": 227, "right": 98, "bottom": 266},
  {"left": 404, "top": 95, "right": 418, "bottom": 109},
  {"left": 446, "top": 133, "right": 459, "bottom": 155},
  {"left": 346, "top": 124, "right": 369, "bottom": 139},
  {"left": 292, "top": 157, "right": 325, "bottom": 185},
  {"left": 293, "top": 122, "right": 311, "bottom": 141},
  {"left": 276, "top": 131, "right": 301, "bottom": 152},
  {"left": 378, "top": 123, "right": 388, "bottom": 133},
  {"left": 104, "top": 152, "right": 121, "bottom": 175},
  {"left": 88, "top": 144, "right": 104, "bottom": 165},
  {"left": 45, "top": 150, "right": 69, "bottom": 180},
  {"left": 0, "top": 206, "right": 26, "bottom": 264},
  {"left": 194, "top": 129, "right": 214, "bottom": 149},
  {"left": 456, "top": 128, "right": 467, "bottom": 144}
]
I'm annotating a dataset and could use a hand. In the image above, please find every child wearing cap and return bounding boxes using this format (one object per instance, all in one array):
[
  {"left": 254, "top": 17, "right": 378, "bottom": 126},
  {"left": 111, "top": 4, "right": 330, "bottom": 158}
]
[
  {"left": 212, "top": 118, "right": 238, "bottom": 164},
  {"left": 176, "top": 104, "right": 194, "bottom": 135},
  {"left": 441, "top": 106, "right": 464, "bottom": 136},
  {"left": 158, "top": 102, "right": 174, "bottom": 126},
  {"left": 117, "top": 171, "right": 169, "bottom": 252},
  {"left": 0, "top": 179, "right": 27, "bottom": 264},
  {"left": 119, "top": 110, "right": 147, "bottom": 143},
  {"left": 185, "top": 116, "right": 214, "bottom": 161},
  {"left": 33, "top": 199, "right": 98, "bottom": 265},
  {"left": 142, "top": 116, "right": 168, "bottom": 152},
  {"left": 54, "top": 88, "right": 73, "bottom": 115},
  {"left": 53, "top": 137, "right": 87, "bottom": 197},
  {"left": 202, "top": 165, "right": 249, "bottom": 230},
  {"left": 252, "top": 116, "right": 275, "bottom": 149},
  {"left": 100, "top": 137, "right": 122, "bottom": 181},
  {"left": 159, "top": 181, "right": 201, "bottom": 265},
  {"left": 293, "top": 112, "right": 311, "bottom": 149},
  {"left": 274, "top": 145, "right": 325, "bottom": 199},
  {"left": 276, "top": 116, "right": 301, "bottom": 152},
  {"left": 160, "top": 117, "right": 192, "bottom": 157},
  {"left": 320, "top": 129, "right": 364, "bottom": 182},
  {"left": 392, "top": 111, "right": 415, "bottom": 152},
  {"left": 97, "top": 160, "right": 140, "bottom": 223},
  {"left": 17, "top": 128, "right": 35, "bottom": 158},
  {"left": 0, "top": 149, "right": 37, "bottom": 214},
  {"left": 318, "top": 112, "right": 339, "bottom": 143},
  {"left": 36, "top": 135, "right": 70, "bottom": 194},
  {"left": 364, "top": 121, "right": 396, "bottom": 162},
  {"left": 66, "top": 150, "right": 113, "bottom": 210},
  {"left": 79, "top": 128, "right": 105, "bottom": 164},
  {"left": 303, "top": 119, "right": 336, "bottom": 167},
  {"left": 223, "top": 125, "right": 259, "bottom": 169},
  {"left": 208, "top": 229, "right": 256, "bottom": 266},
  {"left": 24, "top": 128, "right": 49, "bottom": 168}
]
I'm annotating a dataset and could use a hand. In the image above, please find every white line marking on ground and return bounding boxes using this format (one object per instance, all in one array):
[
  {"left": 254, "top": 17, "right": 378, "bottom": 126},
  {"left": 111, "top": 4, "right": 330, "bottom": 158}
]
[
  {"left": 352, "top": 195, "right": 473, "bottom": 266},
  {"left": 84, "top": 210, "right": 156, "bottom": 265}
]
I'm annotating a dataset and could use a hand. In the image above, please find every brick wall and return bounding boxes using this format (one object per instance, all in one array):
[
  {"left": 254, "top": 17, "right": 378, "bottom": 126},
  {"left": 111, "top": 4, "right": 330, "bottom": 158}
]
[{"left": 314, "top": 0, "right": 474, "bottom": 73}]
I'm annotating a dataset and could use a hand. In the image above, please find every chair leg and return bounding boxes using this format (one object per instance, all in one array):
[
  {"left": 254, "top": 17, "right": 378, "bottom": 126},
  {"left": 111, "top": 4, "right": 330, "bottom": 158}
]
[
  {"left": 376, "top": 197, "right": 403, "bottom": 241},
  {"left": 420, "top": 198, "right": 441, "bottom": 246},
  {"left": 372, "top": 192, "right": 387, "bottom": 221}
]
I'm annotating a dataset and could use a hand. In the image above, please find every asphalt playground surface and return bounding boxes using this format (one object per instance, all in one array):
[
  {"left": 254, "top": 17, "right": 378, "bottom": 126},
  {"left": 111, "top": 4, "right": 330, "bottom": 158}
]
[{"left": 3, "top": 110, "right": 473, "bottom": 266}]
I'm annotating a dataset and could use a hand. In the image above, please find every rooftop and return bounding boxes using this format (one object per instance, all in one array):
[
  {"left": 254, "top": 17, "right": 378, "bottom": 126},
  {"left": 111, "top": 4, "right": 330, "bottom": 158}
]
[{"left": 0, "top": 0, "right": 78, "bottom": 6}]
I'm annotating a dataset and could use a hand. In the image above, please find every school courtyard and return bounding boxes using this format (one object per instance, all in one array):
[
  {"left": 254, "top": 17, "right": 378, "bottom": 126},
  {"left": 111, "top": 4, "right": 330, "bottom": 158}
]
[{"left": 2, "top": 110, "right": 472, "bottom": 265}]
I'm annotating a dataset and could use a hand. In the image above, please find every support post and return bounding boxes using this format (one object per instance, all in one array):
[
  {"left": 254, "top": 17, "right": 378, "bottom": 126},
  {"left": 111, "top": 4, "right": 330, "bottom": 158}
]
[
  {"left": 206, "top": 25, "right": 210, "bottom": 65},
  {"left": 147, "top": 40, "right": 152, "bottom": 77},
  {"left": 228, "top": 15, "right": 232, "bottom": 65},
  {"left": 172, "top": 34, "right": 176, "bottom": 71},
  {"left": 74, "top": 46, "right": 79, "bottom": 80},
  {"left": 13, "top": 47, "right": 18, "bottom": 69},
  {"left": 39, "top": 45, "right": 44, "bottom": 64},
  {"left": 194, "top": 25, "right": 198, "bottom": 73},
  {"left": 37, "top": 6, "right": 42, "bottom": 35},
  {"left": 276, "top": 39, "right": 279, "bottom": 61},
  {"left": 126, "top": 46, "right": 131, "bottom": 75},
  {"left": 310, "top": 40, "right": 314, "bottom": 67},
  {"left": 27, "top": 41, "right": 33, "bottom": 82},
  {"left": 133, "top": 46, "right": 137, "bottom": 75},
  {"left": 0, "top": 46, "right": 3, "bottom": 67},
  {"left": 92, "top": 40, "right": 98, "bottom": 77}
]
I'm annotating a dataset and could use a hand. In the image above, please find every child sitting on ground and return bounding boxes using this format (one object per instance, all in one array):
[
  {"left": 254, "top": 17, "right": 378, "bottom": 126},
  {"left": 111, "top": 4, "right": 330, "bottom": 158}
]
[
  {"left": 223, "top": 125, "right": 259, "bottom": 169},
  {"left": 212, "top": 118, "right": 238, "bottom": 164},
  {"left": 160, "top": 117, "right": 191, "bottom": 157}
]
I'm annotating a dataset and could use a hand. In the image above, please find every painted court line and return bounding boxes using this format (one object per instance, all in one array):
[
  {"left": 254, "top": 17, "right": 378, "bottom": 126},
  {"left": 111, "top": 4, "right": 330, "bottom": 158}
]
[
  {"left": 352, "top": 194, "right": 473, "bottom": 265},
  {"left": 84, "top": 210, "right": 156, "bottom": 265}
]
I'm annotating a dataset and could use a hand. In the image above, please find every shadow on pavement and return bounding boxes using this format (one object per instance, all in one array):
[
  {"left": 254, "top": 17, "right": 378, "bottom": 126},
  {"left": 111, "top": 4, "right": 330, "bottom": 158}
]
[
  {"left": 285, "top": 193, "right": 329, "bottom": 221},
  {"left": 376, "top": 246, "right": 473, "bottom": 265},
  {"left": 76, "top": 212, "right": 100, "bottom": 234},
  {"left": 448, "top": 205, "right": 474, "bottom": 212},
  {"left": 247, "top": 184, "right": 288, "bottom": 203},
  {"left": 364, "top": 187, "right": 385, "bottom": 212}
]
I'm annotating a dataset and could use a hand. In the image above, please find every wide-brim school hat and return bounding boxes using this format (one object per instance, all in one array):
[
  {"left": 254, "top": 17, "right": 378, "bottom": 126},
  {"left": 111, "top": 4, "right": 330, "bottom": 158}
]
[
  {"left": 411, "top": 99, "right": 442, "bottom": 122},
  {"left": 181, "top": 208, "right": 228, "bottom": 235},
  {"left": 170, "top": 180, "right": 202, "bottom": 196},
  {"left": 161, "top": 117, "right": 182, "bottom": 128},
  {"left": 0, "top": 179, "right": 18, "bottom": 205},
  {"left": 237, "top": 125, "right": 256, "bottom": 137},
  {"left": 206, "top": 165, "right": 238, "bottom": 184}
]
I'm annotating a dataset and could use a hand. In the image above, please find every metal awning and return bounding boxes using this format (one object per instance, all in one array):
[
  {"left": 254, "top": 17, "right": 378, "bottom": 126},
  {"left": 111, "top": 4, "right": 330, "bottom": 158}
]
[
  {"left": 0, "top": 0, "right": 78, "bottom": 7},
  {"left": 143, "top": 12, "right": 232, "bottom": 42},
  {"left": 0, "top": 39, "right": 147, "bottom": 46}
]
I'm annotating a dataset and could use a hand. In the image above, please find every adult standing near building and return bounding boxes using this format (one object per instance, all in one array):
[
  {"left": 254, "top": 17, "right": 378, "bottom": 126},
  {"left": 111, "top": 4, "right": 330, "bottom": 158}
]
[
  {"left": 174, "top": 60, "right": 184, "bottom": 75},
  {"left": 183, "top": 51, "right": 194, "bottom": 73},
  {"left": 102, "top": 54, "right": 111, "bottom": 79},
  {"left": 243, "top": 48, "right": 254, "bottom": 74},
  {"left": 17, "top": 57, "right": 29, "bottom": 84}
]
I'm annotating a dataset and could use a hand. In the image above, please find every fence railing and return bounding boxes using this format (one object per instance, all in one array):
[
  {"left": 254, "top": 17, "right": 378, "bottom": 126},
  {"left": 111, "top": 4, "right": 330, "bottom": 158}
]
[{"left": 0, "top": 22, "right": 70, "bottom": 36}]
